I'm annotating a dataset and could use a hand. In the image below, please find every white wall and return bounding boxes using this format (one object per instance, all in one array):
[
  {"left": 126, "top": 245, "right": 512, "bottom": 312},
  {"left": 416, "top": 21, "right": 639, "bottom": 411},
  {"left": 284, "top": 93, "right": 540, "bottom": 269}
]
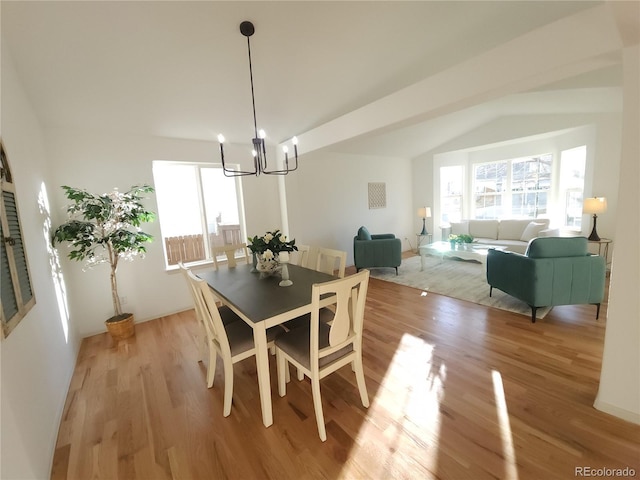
[
  {"left": 595, "top": 44, "right": 640, "bottom": 424},
  {"left": 45, "top": 130, "right": 283, "bottom": 337},
  {"left": 412, "top": 152, "right": 436, "bottom": 240},
  {"left": 284, "top": 151, "right": 414, "bottom": 264},
  {"left": 1, "top": 49, "right": 80, "bottom": 480}
]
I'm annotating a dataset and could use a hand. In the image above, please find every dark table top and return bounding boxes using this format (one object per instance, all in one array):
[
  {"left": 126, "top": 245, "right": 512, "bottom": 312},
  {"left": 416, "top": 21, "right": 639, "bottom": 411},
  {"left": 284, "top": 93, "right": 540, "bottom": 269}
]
[{"left": 197, "top": 264, "right": 336, "bottom": 324}]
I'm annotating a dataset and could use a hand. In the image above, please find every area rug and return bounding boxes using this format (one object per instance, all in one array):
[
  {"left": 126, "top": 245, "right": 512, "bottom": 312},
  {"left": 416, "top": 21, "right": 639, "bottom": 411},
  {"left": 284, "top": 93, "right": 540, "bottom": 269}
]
[{"left": 369, "top": 255, "right": 551, "bottom": 319}]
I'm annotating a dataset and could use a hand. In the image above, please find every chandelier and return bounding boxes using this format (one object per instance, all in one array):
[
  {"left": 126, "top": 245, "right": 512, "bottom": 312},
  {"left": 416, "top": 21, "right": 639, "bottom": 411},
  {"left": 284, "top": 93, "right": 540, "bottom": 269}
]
[{"left": 218, "top": 21, "right": 298, "bottom": 177}]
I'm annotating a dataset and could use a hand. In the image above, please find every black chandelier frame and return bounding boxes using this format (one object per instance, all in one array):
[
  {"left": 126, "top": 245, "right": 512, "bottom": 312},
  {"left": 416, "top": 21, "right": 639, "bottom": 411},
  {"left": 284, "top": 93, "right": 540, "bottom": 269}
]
[{"left": 218, "top": 21, "right": 298, "bottom": 177}]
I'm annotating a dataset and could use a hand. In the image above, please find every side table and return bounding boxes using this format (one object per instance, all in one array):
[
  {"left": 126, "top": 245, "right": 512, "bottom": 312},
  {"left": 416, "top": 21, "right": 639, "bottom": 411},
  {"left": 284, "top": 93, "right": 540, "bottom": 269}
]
[
  {"left": 416, "top": 233, "right": 433, "bottom": 253},
  {"left": 588, "top": 238, "right": 612, "bottom": 266}
]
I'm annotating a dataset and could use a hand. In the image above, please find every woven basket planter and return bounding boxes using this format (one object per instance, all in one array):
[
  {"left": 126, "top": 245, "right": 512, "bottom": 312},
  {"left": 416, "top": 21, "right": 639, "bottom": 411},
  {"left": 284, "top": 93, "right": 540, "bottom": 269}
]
[{"left": 105, "top": 313, "right": 135, "bottom": 341}]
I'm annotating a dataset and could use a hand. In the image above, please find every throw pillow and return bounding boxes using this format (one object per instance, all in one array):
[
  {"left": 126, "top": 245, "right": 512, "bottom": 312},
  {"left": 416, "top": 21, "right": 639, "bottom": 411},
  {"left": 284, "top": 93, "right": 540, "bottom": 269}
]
[
  {"left": 520, "top": 222, "right": 547, "bottom": 242},
  {"left": 357, "top": 226, "right": 372, "bottom": 241}
]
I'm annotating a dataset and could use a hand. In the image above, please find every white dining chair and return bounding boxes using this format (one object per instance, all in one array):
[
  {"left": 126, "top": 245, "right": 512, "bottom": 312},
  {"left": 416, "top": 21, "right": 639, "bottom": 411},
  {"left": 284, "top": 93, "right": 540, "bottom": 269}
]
[
  {"left": 314, "top": 247, "right": 347, "bottom": 278},
  {"left": 178, "top": 262, "right": 207, "bottom": 360},
  {"left": 212, "top": 243, "right": 250, "bottom": 269},
  {"left": 275, "top": 269, "right": 371, "bottom": 441},
  {"left": 289, "top": 244, "right": 310, "bottom": 268},
  {"left": 179, "top": 263, "right": 247, "bottom": 381},
  {"left": 187, "top": 270, "right": 284, "bottom": 416},
  {"left": 283, "top": 246, "right": 346, "bottom": 335}
]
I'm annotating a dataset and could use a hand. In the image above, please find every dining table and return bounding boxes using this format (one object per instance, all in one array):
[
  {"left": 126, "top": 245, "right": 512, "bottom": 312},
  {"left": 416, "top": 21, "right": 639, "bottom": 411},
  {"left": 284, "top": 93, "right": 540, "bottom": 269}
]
[{"left": 197, "top": 263, "right": 336, "bottom": 427}]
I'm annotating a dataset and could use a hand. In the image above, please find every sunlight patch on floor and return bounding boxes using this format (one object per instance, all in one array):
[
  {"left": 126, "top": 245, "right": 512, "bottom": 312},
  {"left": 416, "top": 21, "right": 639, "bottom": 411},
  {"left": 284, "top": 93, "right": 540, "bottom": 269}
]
[
  {"left": 492, "top": 369, "right": 519, "bottom": 480},
  {"left": 344, "top": 333, "right": 444, "bottom": 478}
]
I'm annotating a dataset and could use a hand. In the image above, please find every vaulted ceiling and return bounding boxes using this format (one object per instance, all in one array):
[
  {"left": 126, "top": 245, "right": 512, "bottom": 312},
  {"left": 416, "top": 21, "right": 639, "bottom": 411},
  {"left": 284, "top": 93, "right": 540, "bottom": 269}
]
[{"left": 2, "top": 1, "right": 637, "bottom": 159}]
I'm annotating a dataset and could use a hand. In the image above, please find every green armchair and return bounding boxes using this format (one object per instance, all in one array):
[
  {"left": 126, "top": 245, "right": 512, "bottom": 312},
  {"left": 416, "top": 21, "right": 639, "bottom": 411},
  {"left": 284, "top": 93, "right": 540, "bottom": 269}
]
[
  {"left": 354, "top": 226, "right": 402, "bottom": 274},
  {"left": 486, "top": 236, "right": 606, "bottom": 323}
]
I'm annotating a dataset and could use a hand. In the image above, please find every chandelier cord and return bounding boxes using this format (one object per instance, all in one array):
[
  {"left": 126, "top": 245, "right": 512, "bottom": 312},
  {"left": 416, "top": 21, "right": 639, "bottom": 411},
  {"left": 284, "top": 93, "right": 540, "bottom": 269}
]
[{"left": 246, "top": 35, "right": 259, "bottom": 139}]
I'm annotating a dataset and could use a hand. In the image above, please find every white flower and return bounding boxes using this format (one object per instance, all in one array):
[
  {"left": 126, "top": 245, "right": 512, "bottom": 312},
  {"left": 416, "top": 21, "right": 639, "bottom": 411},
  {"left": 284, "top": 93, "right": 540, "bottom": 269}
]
[
  {"left": 263, "top": 233, "right": 273, "bottom": 243},
  {"left": 262, "top": 249, "right": 274, "bottom": 260}
]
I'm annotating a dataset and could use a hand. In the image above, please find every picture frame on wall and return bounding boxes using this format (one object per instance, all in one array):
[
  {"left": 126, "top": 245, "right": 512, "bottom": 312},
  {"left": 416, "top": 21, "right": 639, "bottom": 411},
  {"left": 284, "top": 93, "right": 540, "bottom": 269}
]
[{"left": 368, "top": 182, "right": 386, "bottom": 209}]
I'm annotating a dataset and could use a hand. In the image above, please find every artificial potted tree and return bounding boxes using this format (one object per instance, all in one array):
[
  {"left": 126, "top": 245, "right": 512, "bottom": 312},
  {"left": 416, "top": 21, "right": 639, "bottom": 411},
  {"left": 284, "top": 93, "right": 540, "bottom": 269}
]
[{"left": 52, "top": 185, "right": 155, "bottom": 341}]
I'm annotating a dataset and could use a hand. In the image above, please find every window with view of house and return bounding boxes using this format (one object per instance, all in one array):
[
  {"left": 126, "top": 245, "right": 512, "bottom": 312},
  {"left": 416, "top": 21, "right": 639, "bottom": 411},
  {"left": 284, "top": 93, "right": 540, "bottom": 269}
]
[
  {"left": 1, "top": 142, "right": 36, "bottom": 338},
  {"left": 472, "top": 154, "right": 552, "bottom": 219},
  {"left": 152, "top": 162, "right": 245, "bottom": 267},
  {"left": 473, "top": 160, "right": 508, "bottom": 219},
  {"left": 436, "top": 145, "right": 587, "bottom": 236},
  {"left": 559, "top": 146, "right": 586, "bottom": 229},
  {"left": 439, "top": 165, "right": 464, "bottom": 225}
]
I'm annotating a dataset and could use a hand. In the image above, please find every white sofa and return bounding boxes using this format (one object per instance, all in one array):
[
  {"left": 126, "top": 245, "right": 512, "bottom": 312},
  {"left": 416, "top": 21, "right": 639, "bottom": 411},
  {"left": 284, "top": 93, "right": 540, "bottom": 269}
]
[{"left": 446, "top": 219, "right": 555, "bottom": 254}]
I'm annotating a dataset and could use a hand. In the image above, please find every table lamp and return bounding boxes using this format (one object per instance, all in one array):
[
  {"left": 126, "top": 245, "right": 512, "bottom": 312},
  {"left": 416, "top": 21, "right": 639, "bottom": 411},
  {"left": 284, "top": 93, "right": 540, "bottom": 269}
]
[
  {"left": 583, "top": 197, "right": 607, "bottom": 241},
  {"left": 418, "top": 207, "right": 432, "bottom": 235}
]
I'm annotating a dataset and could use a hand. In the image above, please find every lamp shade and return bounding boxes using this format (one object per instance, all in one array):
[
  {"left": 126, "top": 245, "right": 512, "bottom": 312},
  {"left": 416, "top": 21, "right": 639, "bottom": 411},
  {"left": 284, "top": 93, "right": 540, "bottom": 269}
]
[
  {"left": 418, "top": 207, "right": 432, "bottom": 218},
  {"left": 583, "top": 197, "right": 607, "bottom": 215}
]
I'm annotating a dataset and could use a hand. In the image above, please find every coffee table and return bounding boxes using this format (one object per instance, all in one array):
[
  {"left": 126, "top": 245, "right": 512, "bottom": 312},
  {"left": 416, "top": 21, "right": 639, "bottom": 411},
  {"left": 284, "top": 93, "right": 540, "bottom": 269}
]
[{"left": 419, "top": 241, "right": 507, "bottom": 271}]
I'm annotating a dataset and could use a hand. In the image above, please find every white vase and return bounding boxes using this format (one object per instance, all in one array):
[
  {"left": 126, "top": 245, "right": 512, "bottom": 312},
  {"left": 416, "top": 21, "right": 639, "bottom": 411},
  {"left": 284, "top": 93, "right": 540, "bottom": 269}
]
[{"left": 256, "top": 253, "right": 281, "bottom": 277}]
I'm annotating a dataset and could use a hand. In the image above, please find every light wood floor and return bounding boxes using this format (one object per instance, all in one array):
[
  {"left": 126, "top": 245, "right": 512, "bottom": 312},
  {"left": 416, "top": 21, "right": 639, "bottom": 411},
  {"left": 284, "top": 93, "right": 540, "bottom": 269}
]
[{"left": 51, "top": 261, "right": 639, "bottom": 480}]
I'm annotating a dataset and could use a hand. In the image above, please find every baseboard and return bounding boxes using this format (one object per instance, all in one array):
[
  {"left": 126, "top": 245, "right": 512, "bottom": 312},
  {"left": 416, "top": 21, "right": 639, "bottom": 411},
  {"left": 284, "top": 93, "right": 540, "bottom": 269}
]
[
  {"left": 80, "top": 306, "right": 193, "bottom": 339},
  {"left": 594, "top": 398, "right": 640, "bottom": 425}
]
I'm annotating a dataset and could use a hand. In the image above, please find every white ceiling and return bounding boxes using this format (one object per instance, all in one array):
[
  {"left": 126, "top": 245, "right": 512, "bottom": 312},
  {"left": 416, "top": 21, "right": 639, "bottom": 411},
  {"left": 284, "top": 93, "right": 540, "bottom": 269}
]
[{"left": 1, "top": 1, "right": 635, "bottom": 159}]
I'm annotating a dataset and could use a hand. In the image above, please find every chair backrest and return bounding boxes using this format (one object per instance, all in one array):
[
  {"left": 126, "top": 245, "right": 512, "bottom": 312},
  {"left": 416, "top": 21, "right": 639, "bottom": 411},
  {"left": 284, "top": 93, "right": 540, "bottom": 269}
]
[
  {"left": 212, "top": 243, "right": 250, "bottom": 268},
  {"left": 314, "top": 247, "right": 347, "bottom": 278},
  {"left": 311, "top": 270, "right": 370, "bottom": 360},
  {"left": 526, "top": 236, "right": 589, "bottom": 258},
  {"left": 178, "top": 262, "right": 206, "bottom": 323},
  {"left": 290, "top": 244, "right": 310, "bottom": 267},
  {"left": 186, "top": 270, "right": 232, "bottom": 356}
]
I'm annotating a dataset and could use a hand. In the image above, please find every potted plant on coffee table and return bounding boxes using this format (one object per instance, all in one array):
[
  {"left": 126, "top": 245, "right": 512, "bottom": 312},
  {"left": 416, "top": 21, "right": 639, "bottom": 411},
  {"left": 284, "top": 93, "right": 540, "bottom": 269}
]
[
  {"left": 449, "top": 233, "right": 474, "bottom": 249},
  {"left": 52, "top": 185, "right": 155, "bottom": 341}
]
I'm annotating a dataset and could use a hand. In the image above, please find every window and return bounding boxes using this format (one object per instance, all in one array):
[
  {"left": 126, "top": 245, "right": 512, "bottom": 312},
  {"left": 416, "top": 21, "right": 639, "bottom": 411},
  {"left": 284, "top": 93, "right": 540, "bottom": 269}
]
[
  {"left": 472, "top": 154, "right": 552, "bottom": 219},
  {"left": 1, "top": 142, "right": 36, "bottom": 338},
  {"left": 439, "top": 165, "right": 464, "bottom": 224},
  {"left": 152, "top": 162, "right": 245, "bottom": 267},
  {"left": 510, "top": 155, "right": 551, "bottom": 218},
  {"left": 473, "top": 161, "right": 507, "bottom": 218},
  {"left": 559, "top": 146, "right": 586, "bottom": 228}
]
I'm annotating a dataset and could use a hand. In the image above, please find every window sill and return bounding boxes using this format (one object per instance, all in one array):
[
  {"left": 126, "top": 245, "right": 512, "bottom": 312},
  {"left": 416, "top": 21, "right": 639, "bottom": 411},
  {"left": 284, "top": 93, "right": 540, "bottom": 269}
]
[{"left": 165, "top": 259, "right": 215, "bottom": 273}]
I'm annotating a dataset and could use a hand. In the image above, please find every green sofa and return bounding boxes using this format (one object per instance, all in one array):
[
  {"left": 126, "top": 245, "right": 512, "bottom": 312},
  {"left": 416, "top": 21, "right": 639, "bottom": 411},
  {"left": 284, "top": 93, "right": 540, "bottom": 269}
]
[
  {"left": 486, "top": 236, "right": 606, "bottom": 323},
  {"left": 354, "top": 226, "right": 402, "bottom": 274}
]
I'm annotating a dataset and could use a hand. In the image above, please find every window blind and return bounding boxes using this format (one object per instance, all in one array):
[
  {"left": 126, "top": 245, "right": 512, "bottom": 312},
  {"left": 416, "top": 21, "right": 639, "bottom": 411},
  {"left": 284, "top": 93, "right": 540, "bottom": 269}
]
[{"left": 1, "top": 142, "right": 35, "bottom": 338}]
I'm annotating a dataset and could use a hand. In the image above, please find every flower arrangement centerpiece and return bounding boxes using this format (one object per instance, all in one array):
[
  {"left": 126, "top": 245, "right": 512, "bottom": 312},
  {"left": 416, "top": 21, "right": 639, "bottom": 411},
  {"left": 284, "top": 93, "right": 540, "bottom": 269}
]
[
  {"left": 247, "top": 229, "right": 298, "bottom": 274},
  {"left": 449, "top": 233, "right": 474, "bottom": 249}
]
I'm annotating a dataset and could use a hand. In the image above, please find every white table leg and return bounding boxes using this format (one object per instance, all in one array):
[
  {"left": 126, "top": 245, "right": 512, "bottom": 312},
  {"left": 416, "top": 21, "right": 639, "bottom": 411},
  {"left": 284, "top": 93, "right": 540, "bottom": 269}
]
[
  {"left": 253, "top": 324, "right": 273, "bottom": 427},
  {"left": 420, "top": 253, "right": 425, "bottom": 271}
]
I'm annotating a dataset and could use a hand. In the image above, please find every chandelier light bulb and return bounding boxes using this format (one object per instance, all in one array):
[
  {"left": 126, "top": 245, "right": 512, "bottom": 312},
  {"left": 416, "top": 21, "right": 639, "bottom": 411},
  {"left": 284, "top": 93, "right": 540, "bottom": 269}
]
[
  {"left": 282, "top": 145, "right": 289, "bottom": 154},
  {"left": 258, "top": 129, "right": 266, "bottom": 139},
  {"left": 217, "top": 134, "right": 225, "bottom": 144},
  {"left": 252, "top": 149, "right": 257, "bottom": 157},
  {"left": 292, "top": 136, "right": 298, "bottom": 145}
]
